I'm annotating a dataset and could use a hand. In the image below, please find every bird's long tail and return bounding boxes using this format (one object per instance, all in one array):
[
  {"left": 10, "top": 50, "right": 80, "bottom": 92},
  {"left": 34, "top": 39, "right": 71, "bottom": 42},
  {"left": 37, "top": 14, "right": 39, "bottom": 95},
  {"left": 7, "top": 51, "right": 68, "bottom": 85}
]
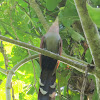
[{"left": 38, "top": 69, "right": 56, "bottom": 100}]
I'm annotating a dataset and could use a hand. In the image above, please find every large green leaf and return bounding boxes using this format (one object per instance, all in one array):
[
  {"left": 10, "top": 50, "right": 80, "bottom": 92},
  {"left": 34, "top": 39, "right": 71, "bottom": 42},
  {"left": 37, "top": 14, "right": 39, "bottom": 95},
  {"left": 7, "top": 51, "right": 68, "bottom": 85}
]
[
  {"left": 27, "top": 85, "right": 35, "bottom": 95},
  {"left": 68, "top": 27, "right": 84, "bottom": 42},
  {"left": 46, "top": 0, "right": 61, "bottom": 11},
  {"left": 87, "top": 3, "right": 100, "bottom": 27},
  {"left": 59, "top": 0, "right": 79, "bottom": 27},
  {"left": 85, "top": 48, "right": 92, "bottom": 63}
]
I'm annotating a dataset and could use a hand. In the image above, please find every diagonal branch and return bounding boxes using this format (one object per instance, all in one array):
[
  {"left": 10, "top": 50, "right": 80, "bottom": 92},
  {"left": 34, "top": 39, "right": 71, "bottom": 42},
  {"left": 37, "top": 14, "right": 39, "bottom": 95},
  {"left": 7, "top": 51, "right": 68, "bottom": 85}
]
[{"left": 0, "top": 35, "right": 95, "bottom": 74}]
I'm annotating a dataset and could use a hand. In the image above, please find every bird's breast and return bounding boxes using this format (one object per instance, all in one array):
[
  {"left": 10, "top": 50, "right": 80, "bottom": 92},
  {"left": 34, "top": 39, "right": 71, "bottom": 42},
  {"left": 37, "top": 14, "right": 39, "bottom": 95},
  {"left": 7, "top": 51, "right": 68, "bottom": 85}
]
[{"left": 44, "top": 33, "right": 60, "bottom": 53}]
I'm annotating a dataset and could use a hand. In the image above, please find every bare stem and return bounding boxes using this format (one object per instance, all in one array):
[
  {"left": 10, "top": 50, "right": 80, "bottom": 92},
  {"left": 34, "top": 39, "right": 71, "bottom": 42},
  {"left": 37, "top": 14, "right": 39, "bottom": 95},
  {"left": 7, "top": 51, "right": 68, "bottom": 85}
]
[{"left": 80, "top": 66, "right": 88, "bottom": 100}]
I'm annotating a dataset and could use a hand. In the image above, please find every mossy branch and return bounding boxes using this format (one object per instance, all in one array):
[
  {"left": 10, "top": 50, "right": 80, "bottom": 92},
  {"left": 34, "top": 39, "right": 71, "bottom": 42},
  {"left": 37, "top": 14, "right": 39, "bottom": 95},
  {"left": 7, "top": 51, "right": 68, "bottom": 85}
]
[
  {"left": 0, "top": 35, "right": 95, "bottom": 74},
  {"left": 74, "top": 0, "right": 100, "bottom": 70},
  {"left": 74, "top": 0, "right": 100, "bottom": 99}
]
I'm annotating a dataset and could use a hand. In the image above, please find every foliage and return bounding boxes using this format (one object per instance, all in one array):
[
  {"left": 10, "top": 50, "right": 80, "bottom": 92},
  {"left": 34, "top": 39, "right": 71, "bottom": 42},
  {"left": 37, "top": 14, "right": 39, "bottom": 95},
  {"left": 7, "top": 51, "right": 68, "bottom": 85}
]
[
  {"left": 87, "top": 3, "right": 100, "bottom": 27},
  {"left": 0, "top": 0, "right": 99, "bottom": 100}
]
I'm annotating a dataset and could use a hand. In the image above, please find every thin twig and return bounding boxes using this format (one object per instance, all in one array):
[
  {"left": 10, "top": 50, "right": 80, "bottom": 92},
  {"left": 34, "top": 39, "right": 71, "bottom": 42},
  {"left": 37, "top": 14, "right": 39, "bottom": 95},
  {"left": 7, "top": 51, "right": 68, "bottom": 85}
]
[
  {"left": 32, "top": 60, "right": 38, "bottom": 93},
  {"left": 23, "top": 0, "right": 30, "bottom": 5},
  {"left": 80, "top": 65, "right": 88, "bottom": 100},
  {"left": 28, "top": 50, "right": 38, "bottom": 93},
  {"left": 0, "top": 41, "right": 8, "bottom": 69},
  {"left": 1, "top": 23, "right": 16, "bottom": 39},
  {"left": 17, "top": 3, "right": 40, "bottom": 35}
]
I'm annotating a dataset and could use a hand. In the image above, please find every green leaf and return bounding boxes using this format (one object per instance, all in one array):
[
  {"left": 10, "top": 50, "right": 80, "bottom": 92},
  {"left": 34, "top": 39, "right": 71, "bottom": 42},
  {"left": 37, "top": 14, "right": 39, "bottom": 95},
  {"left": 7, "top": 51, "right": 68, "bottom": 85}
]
[
  {"left": 68, "top": 27, "right": 84, "bottom": 42},
  {"left": 71, "top": 93, "right": 80, "bottom": 100},
  {"left": 15, "top": 62, "right": 34, "bottom": 84},
  {"left": 63, "top": 86, "right": 67, "bottom": 97},
  {"left": 56, "top": 69, "right": 71, "bottom": 87},
  {"left": 27, "top": 86, "right": 35, "bottom": 95},
  {"left": 0, "top": 61, "right": 4, "bottom": 67},
  {"left": 46, "top": 0, "right": 61, "bottom": 11},
  {"left": 92, "top": 89, "right": 99, "bottom": 100},
  {"left": 0, "top": 73, "right": 6, "bottom": 80},
  {"left": 11, "top": 46, "right": 28, "bottom": 65},
  {"left": 59, "top": 0, "right": 79, "bottom": 27},
  {"left": 19, "top": 93, "right": 26, "bottom": 100},
  {"left": 0, "top": 79, "right": 6, "bottom": 100},
  {"left": 33, "top": 60, "right": 41, "bottom": 79},
  {"left": 87, "top": 3, "right": 100, "bottom": 27},
  {"left": 85, "top": 48, "right": 92, "bottom": 63},
  {"left": 13, "top": 80, "right": 24, "bottom": 93},
  {"left": 66, "top": 72, "right": 71, "bottom": 84}
]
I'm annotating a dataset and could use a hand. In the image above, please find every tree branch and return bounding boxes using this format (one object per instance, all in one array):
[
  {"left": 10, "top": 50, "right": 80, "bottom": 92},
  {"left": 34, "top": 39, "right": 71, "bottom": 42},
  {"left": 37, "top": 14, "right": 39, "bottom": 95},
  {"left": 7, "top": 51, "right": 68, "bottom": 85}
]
[
  {"left": 0, "top": 35, "right": 95, "bottom": 74},
  {"left": 73, "top": 0, "right": 100, "bottom": 73},
  {"left": 73, "top": 0, "right": 100, "bottom": 99},
  {"left": 6, "top": 54, "right": 39, "bottom": 100}
]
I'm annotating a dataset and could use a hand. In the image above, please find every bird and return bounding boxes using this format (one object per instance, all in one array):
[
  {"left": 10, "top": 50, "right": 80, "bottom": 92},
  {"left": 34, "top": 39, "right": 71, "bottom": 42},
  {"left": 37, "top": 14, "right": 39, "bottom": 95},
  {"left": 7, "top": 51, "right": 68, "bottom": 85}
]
[{"left": 38, "top": 18, "right": 62, "bottom": 100}]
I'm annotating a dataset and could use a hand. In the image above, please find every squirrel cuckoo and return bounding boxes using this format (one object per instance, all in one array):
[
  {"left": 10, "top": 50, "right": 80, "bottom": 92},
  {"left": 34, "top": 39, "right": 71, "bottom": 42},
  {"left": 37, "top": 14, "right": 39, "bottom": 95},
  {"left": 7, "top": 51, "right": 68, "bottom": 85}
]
[{"left": 38, "top": 18, "right": 62, "bottom": 100}]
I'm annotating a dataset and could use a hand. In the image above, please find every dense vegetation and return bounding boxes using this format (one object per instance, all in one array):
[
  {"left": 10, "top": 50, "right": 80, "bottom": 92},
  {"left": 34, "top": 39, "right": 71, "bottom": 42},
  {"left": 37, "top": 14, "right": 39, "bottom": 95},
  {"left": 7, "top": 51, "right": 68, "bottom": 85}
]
[{"left": 0, "top": 0, "right": 100, "bottom": 100}]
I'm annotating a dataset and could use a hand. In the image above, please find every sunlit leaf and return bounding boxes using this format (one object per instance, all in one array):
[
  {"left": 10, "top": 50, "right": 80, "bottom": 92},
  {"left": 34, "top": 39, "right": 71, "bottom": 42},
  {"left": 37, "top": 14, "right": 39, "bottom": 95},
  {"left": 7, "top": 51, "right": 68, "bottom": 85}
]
[
  {"left": 27, "top": 86, "right": 35, "bottom": 95},
  {"left": 13, "top": 80, "right": 24, "bottom": 93},
  {"left": 59, "top": 0, "right": 79, "bottom": 27},
  {"left": 0, "top": 79, "right": 6, "bottom": 100}
]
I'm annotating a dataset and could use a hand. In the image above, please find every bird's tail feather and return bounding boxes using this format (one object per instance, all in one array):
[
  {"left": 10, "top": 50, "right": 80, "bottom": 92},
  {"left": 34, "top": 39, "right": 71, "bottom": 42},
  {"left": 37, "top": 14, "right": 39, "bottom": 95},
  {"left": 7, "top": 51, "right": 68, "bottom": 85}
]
[{"left": 38, "top": 69, "right": 56, "bottom": 100}]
